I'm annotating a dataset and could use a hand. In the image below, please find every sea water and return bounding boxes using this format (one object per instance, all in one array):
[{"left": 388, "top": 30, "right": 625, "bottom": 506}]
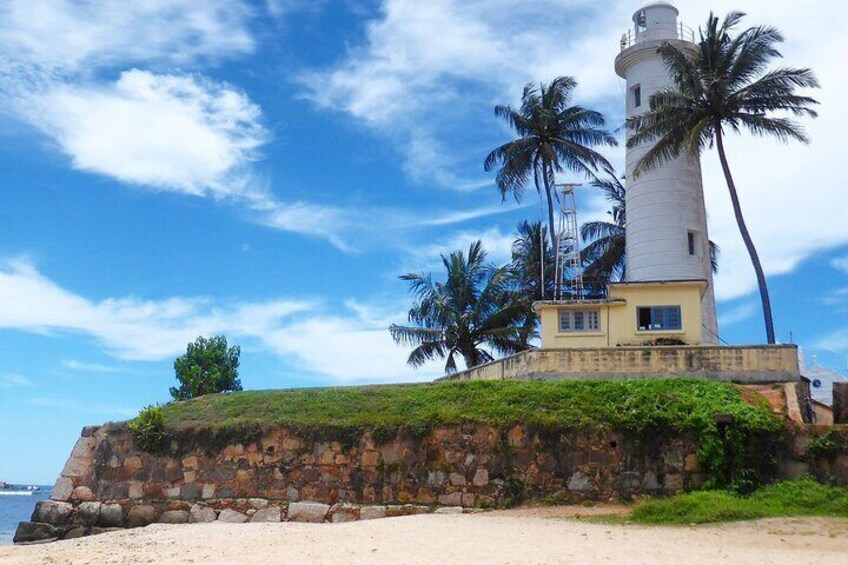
[{"left": 0, "top": 487, "right": 51, "bottom": 544}]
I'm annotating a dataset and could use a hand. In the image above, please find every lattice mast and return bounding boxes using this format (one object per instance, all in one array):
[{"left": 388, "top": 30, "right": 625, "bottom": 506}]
[{"left": 554, "top": 183, "right": 583, "bottom": 300}]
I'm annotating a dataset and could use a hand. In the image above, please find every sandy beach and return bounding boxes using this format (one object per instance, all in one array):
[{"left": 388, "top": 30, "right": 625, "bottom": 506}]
[{"left": 2, "top": 506, "right": 846, "bottom": 565}]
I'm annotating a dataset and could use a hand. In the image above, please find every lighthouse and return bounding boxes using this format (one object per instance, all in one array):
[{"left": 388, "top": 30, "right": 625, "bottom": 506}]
[{"left": 614, "top": 1, "right": 719, "bottom": 344}]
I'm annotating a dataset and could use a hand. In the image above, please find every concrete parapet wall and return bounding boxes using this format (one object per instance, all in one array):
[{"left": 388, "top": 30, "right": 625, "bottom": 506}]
[{"left": 443, "top": 345, "right": 800, "bottom": 383}]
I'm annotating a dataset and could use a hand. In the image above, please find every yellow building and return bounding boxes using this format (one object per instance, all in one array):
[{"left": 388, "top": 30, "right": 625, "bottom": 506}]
[{"left": 535, "top": 280, "right": 708, "bottom": 348}]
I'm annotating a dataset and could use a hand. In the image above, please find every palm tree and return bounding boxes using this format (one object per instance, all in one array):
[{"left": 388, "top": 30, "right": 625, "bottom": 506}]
[
  {"left": 580, "top": 176, "right": 628, "bottom": 285},
  {"left": 509, "top": 220, "right": 555, "bottom": 303},
  {"left": 626, "top": 12, "right": 819, "bottom": 344},
  {"left": 580, "top": 175, "right": 720, "bottom": 285},
  {"left": 484, "top": 76, "right": 617, "bottom": 296},
  {"left": 390, "top": 241, "right": 535, "bottom": 373}
]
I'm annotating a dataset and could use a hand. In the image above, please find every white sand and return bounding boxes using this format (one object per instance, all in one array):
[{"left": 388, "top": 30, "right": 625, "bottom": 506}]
[{"left": 2, "top": 507, "right": 847, "bottom": 565}]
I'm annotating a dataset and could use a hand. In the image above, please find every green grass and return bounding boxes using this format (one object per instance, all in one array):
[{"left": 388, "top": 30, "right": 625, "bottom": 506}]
[
  {"left": 631, "top": 478, "right": 848, "bottom": 524},
  {"left": 157, "top": 379, "right": 780, "bottom": 435}
]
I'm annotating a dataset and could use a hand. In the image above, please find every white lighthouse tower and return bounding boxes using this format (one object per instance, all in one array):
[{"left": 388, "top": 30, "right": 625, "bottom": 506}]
[{"left": 614, "top": 1, "right": 719, "bottom": 344}]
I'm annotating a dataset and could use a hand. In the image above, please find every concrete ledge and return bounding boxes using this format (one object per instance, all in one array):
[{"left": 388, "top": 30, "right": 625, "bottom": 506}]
[{"left": 442, "top": 345, "right": 800, "bottom": 384}]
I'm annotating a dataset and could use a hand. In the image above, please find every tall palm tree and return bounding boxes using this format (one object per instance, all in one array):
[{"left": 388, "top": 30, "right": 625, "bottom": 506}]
[
  {"left": 626, "top": 12, "right": 819, "bottom": 344},
  {"left": 509, "top": 220, "right": 555, "bottom": 303},
  {"left": 390, "top": 241, "right": 535, "bottom": 373},
  {"left": 484, "top": 76, "right": 617, "bottom": 296}
]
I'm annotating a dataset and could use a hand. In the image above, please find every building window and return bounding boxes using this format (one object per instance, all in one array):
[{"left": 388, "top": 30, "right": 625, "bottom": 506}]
[
  {"left": 559, "top": 309, "right": 600, "bottom": 333},
  {"left": 688, "top": 231, "right": 697, "bottom": 255},
  {"left": 637, "top": 306, "right": 682, "bottom": 331},
  {"left": 633, "top": 85, "right": 642, "bottom": 108}
]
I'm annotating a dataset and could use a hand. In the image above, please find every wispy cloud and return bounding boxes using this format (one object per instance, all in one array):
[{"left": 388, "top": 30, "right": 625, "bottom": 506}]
[
  {"left": 0, "top": 257, "right": 439, "bottom": 382},
  {"left": 61, "top": 360, "right": 121, "bottom": 374},
  {"left": 718, "top": 302, "right": 757, "bottom": 327},
  {"left": 0, "top": 374, "right": 34, "bottom": 388},
  {"left": 830, "top": 256, "right": 848, "bottom": 274}
]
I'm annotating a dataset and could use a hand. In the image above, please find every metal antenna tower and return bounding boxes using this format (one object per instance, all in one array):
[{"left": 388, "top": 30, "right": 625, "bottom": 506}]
[{"left": 554, "top": 183, "right": 583, "bottom": 300}]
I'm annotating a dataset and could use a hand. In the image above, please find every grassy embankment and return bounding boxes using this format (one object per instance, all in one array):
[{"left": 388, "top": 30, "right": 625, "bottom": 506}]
[
  {"left": 629, "top": 478, "right": 848, "bottom": 524},
  {"left": 154, "top": 379, "right": 784, "bottom": 484},
  {"left": 160, "top": 378, "right": 779, "bottom": 433}
]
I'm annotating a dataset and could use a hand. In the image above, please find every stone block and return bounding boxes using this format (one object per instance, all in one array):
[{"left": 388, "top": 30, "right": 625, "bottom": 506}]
[
  {"left": 61, "top": 456, "right": 91, "bottom": 478},
  {"left": 288, "top": 502, "right": 330, "bottom": 523},
  {"left": 158, "top": 510, "right": 189, "bottom": 524},
  {"left": 33, "top": 500, "right": 73, "bottom": 525},
  {"left": 51, "top": 477, "right": 74, "bottom": 501},
  {"left": 217, "top": 509, "right": 249, "bottom": 523},
  {"left": 448, "top": 472, "right": 466, "bottom": 486},
  {"left": 472, "top": 469, "right": 489, "bottom": 487},
  {"left": 434, "top": 506, "right": 463, "bottom": 514},
  {"left": 251, "top": 506, "right": 282, "bottom": 523},
  {"left": 71, "top": 486, "right": 95, "bottom": 501},
  {"left": 165, "top": 486, "right": 181, "bottom": 498},
  {"left": 70, "top": 437, "right": 96, "bottom": 458},
  {"left": 642, "top": 471, "right": 659, "bottom": 491},
  {"left": 684, "top": 454, "right": 700, "bottom": 472},
  {"left": 63, "top": 526, "right": 88, "bottom": 540},
  {"left": 202, "top": 483, "right": 216, "bottom": 499},
  {"left": 14, "top": 522, "right": 62, "bottom": 544},
  {"left": 438, "top": 492, "right": 462, "bottom": 506},
  {"left": 81, "top": 425, "right": 99, "bottom": 438},
  {"left": 128, "top": 481, "right": 144, "bottom": 500},
  {"left": 663, "top": 473, "right": 684, "bottom": 493},
  {"left": 427, "top": 470, "right": 446, "bottom": 487},
  {"left": 249, "top": 498, "right": 269, "bottom": 509},
  {"left": 99, "top": 504, "right": 124, "bottom": 528},
  {"left": 74, "top": 502, "right": 101, "bottom": 527},
  {"left": 126, "top": 505, "right": 156, "bottom": 528},
  {"left": 360, "top": 506, "right": 386, "bottom": 520},
  {"left": 189, "top": 504, "right": 217, "bottom": 523},
  {"left": 461, "top": 493, "right": 476, "bottom": 506},
  {"left": 329, "top": 503, "right": 359, "bottom": 523},
  {"left": 180, "top": 483, "right": 201, "bottom": 500},
  {"left": 567, "top": 471, "right": 595, "bottom": 493}
]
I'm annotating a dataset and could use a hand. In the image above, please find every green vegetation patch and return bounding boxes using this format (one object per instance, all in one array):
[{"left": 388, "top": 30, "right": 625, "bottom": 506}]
[
  {"left": 631, "top": 478, "right": 848, "bottom": 524},
  {"left": 159, "top": 379, "right": 780, "bottom": 435}
]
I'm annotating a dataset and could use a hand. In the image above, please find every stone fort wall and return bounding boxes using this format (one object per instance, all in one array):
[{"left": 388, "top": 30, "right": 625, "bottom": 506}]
[{"left": 18, "top": 422, "right": 705, "bottom": 542}]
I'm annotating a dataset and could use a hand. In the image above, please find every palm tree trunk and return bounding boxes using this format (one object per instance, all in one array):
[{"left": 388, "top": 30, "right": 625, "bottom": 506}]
[{"left": 715, "top": 127, "right": 776, "bottom": 344}]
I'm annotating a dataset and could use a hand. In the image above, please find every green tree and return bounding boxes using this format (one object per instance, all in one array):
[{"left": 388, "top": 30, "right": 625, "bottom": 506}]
[
  {"left": 170, "top": 335, "right": 242, "bottom": 400},
  {"left": 580, "top": 175, "right": 720, "bottom": 285},
  {"left": 509, "top": 220, "right": 555, "bottom": 303},
  {"left": 626, "top": 12, "right": 819, "bottom": 343},
  {"left": 390, "top": 241, "right": 535, "bottom": 373},
  {"left": 484, "top": 76, "right": 617, "bottom": 296}
]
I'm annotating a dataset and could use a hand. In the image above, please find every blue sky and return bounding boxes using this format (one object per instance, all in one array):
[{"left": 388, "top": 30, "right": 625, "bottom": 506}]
[{"left": 0, "top": 0, "right": 846, "bottom": 484}]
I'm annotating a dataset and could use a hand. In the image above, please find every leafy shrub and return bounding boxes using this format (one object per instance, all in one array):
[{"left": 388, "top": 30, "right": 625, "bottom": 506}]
[
  {"left": 170, "top": 335, "right": 242, "bottom": 400},
  {"left": 129, "top": 405, "right": 167, "bottom": 453}
]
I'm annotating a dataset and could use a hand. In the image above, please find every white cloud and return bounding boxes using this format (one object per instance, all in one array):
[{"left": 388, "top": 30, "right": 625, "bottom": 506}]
[
  {"left": 301, "top": 0, "right": 624, "bottom": 189},
  {"left": 305, "top": 0, "right": 848, "bottom": 302},
  {"left": 0, "top": 257, "right": 440, "bottom": 382},
  {"left": 718, "top": 302, "right": 757, "bottom": 328},
  {"left": 405, "top": 227, "right": 516, "bottom": 273},
  {"left": 831, "top": 257, "right": 848, "bottom": 274},
  {"left": 0, "top": 0, "right": 254, "bottom": 74},
  {"left": 61, "top": 360, "right": 121, "bottom": 374},
  {"left": 25, "top": 70, "right": 267, "bottom": 199},
  {"left": 0, "top": 374, "right": 34, "bottom": 388},
  {"left": 0, "top": 257, "right": 312, "bottom": 361}
]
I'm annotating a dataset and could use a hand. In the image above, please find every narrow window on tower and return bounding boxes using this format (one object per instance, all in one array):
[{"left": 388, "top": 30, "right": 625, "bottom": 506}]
[
  {"left": 688, "top": 231, "right": 697, "bottom": 255},
  {"left": 633, "top": 85, "right": 641, "bottom": 108}
]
